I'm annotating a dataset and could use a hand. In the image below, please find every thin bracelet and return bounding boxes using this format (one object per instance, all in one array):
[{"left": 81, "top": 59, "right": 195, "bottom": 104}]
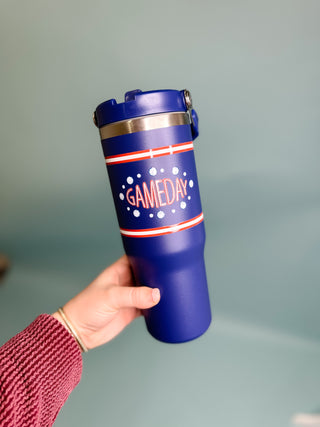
[{"left": 58, "top": 307, "right": 88, "bottom": 353}]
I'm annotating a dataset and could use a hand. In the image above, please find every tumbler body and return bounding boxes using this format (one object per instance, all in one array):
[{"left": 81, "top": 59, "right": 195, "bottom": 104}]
[{"left": 94, "top": 89, "right": 212, "bottom": 343}]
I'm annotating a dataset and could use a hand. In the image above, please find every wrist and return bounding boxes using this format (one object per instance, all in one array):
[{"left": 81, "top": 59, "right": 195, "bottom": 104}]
[
  {"left": 52, "top": 310, "right": 88, "bottom": 353},
  {"left": 52, "top": 311, "right": 68, "bottom": 329}
]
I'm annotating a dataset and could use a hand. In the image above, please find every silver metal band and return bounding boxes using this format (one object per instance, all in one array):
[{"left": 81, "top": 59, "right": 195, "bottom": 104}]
[{"left": 99, "top": 111, "right": 190, "bottom": 140}]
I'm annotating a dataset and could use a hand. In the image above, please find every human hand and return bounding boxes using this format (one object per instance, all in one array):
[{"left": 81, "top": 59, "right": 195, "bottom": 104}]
[{"left": 52, "top": 255, "right": 160, "bottom": 350}]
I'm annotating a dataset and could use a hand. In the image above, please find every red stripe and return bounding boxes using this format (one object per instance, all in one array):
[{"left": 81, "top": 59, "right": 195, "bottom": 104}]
[
  {"left": 120, "top": 213, "right": 204, "bottom": 238},
  {"left": 105, "top": 141, "right": 193, "bottom": 165},
  {"left": 144, "top": 219, "right": 202, "bottom": 237},
  {"left": 174, "top": 147, "right": 193, "bottom": 154},
  {"left": 121, "top": 212, "right": 202, "bottom": 233},
  {"left": 106, "top": 148, "right": 150, "bottom": 160}
]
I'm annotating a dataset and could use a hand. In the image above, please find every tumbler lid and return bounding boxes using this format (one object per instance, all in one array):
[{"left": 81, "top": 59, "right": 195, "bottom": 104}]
[{"left": 95, "top": 89, "right": 189, "bottom": 127}]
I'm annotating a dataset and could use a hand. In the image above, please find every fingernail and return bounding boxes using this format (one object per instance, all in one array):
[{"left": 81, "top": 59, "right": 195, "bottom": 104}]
[{"left": 152, "top": 288, "right": 160, "bottom": 303}]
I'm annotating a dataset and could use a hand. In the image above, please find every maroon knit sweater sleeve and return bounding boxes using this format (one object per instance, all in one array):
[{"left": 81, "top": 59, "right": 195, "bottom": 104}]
[{"left": 0, "top": 314, "right": 83, "bottom": 426}]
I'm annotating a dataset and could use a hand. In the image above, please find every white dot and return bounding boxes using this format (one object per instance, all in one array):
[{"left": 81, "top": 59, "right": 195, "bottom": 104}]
[
  {"left": 157, "top": 211, "right": 165, "bottom": 219},
  {"left": 189, "top": 180, "right": 194, "bottom": 188},
  {"left": 127, "top": 176, "right": 134, "bottom": 184},
  {"left": 122, "top": 185, "right": 125, "bottom": 189},
  {"left": 133, "top": 209, "right": 140, "bottom": 217},
  {"left": 183, "top": 172, "right": 187, "bottom": 176},
  {"left": 188, "top": 196, "right": 191, "bottom": 200},
  {"left": 171, "top": 209, "right": 176, "bottom": 213},
  {"left": 180, "top": 201, "right": 187, "bottom": 209},
  {"left": 127, "top": 207, "right": 130, "bottom": 211},
  {"left": 160, "top": 168, "right": 165, "bottom": 173},
  {"left": 149, "top": 213, "right": 154, "bottom": 218},
  {"left": 119, "top": 193, "right": 124, "bottom": 200},
  {"left": 172, "top": 167, "right": 179, "bottom": 175},
  {"left": 149, "top": 167, "right": 157, "bottom": 176},
  {"left": 137, "top": 173, "right": 141, "bottom": 178}
]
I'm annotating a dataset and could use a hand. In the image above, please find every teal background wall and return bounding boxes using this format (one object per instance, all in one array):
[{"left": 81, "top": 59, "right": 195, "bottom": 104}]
[{"left": 1, "top": 1, "right": 320, "bottom": 426}]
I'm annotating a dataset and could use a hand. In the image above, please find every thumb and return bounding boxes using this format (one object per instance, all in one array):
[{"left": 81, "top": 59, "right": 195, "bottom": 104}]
[{"left": 107, "top": 286, "right": 161, "bottom": 310}]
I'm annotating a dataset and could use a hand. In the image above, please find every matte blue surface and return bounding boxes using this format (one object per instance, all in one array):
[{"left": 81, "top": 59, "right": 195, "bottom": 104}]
[
  {"left": 97, "top": 89, "right": 212, "bottom": 342},
  {"left": 124, "top": 224, "right": 211, "bottom": 343}
]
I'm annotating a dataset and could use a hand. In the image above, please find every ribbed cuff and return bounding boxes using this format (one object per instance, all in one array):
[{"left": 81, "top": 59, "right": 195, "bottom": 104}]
[{"left": 0, "top": 314, "right": 83, "bottom": 426}]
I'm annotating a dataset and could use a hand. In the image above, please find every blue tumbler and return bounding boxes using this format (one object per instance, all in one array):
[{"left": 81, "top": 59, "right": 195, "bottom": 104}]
[{"left": 94, "top": 89, "right": 211, "bottom": 343}]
